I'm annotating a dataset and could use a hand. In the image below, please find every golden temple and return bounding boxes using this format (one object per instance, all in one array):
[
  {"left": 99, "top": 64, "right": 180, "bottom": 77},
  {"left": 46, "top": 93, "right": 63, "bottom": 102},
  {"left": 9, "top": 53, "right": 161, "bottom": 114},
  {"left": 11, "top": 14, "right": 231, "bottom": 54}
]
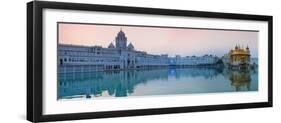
[{"left": 223, "top": 44, "right": 251, "bottom": 70}]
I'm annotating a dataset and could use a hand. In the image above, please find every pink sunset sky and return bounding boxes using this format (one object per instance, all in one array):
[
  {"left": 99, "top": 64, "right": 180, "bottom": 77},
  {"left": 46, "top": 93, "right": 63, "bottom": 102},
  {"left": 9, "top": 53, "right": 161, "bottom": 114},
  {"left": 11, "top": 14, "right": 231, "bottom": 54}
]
[{"left": 58, "top": 23, "right": 258, "bottom": 57}]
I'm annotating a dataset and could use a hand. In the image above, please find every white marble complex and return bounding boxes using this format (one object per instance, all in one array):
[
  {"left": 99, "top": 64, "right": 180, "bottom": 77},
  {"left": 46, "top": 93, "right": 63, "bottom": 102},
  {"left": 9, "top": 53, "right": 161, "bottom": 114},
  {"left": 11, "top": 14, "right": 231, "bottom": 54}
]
[{"left": 58, "top": 30, "right": 219, "bottom": 72}]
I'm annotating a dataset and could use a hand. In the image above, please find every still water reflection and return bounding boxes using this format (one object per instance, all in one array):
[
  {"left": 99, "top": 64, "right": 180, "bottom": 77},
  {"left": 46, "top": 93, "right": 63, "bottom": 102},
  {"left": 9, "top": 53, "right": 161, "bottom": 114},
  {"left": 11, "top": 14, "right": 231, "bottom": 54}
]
[{"left": 58, "top": 67, "right": 258, "bottom": 100}]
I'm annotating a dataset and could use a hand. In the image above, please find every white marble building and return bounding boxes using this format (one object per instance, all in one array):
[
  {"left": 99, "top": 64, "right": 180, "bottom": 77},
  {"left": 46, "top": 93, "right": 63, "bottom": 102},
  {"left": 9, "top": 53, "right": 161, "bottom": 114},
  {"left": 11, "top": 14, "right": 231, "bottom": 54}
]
[
  {"left": 169, "top": 55, "right": 219, "bottom": 66},
  {"left": 58, "top": 29, "right": 219, "bottom": 72}
]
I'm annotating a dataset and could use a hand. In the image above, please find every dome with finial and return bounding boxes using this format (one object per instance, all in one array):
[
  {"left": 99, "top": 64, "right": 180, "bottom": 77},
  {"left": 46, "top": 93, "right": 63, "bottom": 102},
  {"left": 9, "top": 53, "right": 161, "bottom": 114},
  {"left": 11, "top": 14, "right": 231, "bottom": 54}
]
[
  {"left": 127, "top": 42, "right": 134, "bottom": 50},
  {"left": 117, "top": 28, "right": 125, "bottom": 36},
  {"left": 108, "top": 42, "right": 115, "bottom": 48},
  {"left": 246, "top": 45, "right": 249, "bottom": 50},
  {"left": 115, "top": 28, "right": 128, "bottom": 49},
  {"left": 235, "top": 44, "right": 238, "bottom": 49}
]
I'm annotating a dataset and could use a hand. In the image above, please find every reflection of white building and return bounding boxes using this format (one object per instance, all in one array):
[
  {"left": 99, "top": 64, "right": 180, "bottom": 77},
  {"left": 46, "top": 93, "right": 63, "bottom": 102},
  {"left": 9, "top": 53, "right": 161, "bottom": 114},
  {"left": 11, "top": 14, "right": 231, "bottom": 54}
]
[
  {"left": 59, "top": 67, "right": 222, "bottom": 98},
  {"left": 58, "top": 29, "right": 219, "bottom": 72}
]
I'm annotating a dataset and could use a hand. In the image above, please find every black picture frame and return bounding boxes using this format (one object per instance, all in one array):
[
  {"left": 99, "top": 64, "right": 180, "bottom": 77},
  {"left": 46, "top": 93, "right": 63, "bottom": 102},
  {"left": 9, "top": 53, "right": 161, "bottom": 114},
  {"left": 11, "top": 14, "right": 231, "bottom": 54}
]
[{"left": 27, "top": 1, "right": 273, "bottom": 122}]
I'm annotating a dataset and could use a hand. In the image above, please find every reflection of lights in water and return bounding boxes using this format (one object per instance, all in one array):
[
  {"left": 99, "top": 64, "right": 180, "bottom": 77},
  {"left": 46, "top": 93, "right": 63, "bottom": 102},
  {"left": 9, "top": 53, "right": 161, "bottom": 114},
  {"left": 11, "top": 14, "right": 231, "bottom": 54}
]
[{"left": 169, "top": 69, "right": 176, "bottom": 76}]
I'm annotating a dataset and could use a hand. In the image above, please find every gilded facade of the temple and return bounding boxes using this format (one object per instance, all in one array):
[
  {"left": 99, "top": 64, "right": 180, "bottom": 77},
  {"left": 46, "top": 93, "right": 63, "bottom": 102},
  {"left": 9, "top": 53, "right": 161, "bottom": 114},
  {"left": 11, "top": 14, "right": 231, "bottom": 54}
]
[{"left": 222, "top": 45, "right": 251, "bottom": 70}]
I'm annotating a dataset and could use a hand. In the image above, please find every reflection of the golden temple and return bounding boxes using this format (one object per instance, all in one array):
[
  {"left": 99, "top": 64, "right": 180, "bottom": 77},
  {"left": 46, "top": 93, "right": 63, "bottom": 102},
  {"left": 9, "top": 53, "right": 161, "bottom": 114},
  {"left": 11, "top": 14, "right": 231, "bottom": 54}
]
[{"left": 229, "top": 71, "right": 251, "bottom": 91}]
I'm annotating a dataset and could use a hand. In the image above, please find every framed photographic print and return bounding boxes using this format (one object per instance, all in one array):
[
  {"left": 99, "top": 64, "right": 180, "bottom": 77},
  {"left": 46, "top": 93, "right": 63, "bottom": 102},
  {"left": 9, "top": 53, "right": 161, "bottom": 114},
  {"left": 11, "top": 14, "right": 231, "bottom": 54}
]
[{"left": 27, "top": 1, "right": 273, "bottom": 122}]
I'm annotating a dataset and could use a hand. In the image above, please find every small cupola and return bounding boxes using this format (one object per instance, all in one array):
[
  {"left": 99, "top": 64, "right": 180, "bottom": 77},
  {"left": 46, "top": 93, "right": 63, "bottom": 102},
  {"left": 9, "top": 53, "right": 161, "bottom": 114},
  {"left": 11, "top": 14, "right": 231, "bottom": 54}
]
[
  {"left": 127, "top": 42, "right": 134, "bottom": 50},
  {"left": 108, "top": 42, "right": 115, "bottom": 48}
]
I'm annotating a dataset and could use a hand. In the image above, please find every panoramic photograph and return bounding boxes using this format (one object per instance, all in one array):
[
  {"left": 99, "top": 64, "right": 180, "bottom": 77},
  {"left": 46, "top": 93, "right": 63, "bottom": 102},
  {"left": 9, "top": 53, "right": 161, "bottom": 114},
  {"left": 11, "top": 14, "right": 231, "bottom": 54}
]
[{"left": 57, "top": 23, "right": 259, "bottom": 100}]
